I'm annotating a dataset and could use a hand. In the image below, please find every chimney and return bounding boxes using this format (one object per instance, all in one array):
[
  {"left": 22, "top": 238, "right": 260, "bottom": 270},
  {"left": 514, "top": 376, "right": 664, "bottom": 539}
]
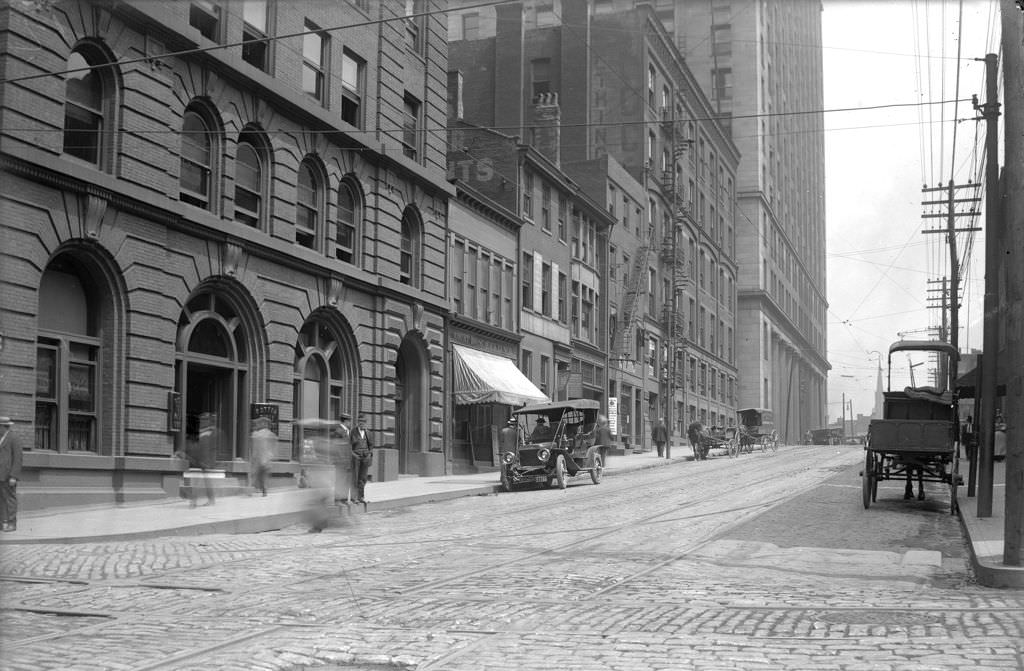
[{"left": 531, "top": 92, "right": 561, "bottom": 165}]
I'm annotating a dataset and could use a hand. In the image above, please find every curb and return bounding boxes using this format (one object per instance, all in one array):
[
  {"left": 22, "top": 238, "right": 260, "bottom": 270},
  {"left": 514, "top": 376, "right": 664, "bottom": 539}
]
[{"left": 957, "top": 513, "right": 1024, "bottom": 589}]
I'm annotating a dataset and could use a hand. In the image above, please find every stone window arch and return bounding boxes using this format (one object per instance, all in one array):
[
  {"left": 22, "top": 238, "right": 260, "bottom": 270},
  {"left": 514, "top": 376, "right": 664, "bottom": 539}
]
[
  {"left": 63, "top": 41, "right": 119, "bottom": 169},
  {"left": 34, "top": 248, "right": 125, "bottom": 455},
  {"left": 296, "top": 156, "right": 325, "bottom": 250},
  {"left": 336, "top": 176, "right": 363, "bottom": 264},
  {"left": 400, "top": 205, "right": 423, "bottom": 288},
  {"left": 234, "top": 126, "right": 270, "bottom": 228},
  {"left": 292, "top": 317, "right": 359, "bottom": 461},
  {"left": 180, "top": 102, "right": 221, "bottom": 210}
]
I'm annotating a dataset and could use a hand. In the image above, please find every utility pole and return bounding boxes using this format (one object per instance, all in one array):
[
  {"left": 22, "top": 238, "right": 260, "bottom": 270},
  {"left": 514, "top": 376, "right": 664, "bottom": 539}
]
[
  {"left": 1000, "top": 2, "right": 1022, "bottom": 566},
  {"left": 975, "top": 52, "right": 1001, "bottom": 519},
  {"left": 841, "top": 392, "right": 846, "bottom": 439},
  {"left": 921, "top": 184, "right": 980, "bottom": 356}
]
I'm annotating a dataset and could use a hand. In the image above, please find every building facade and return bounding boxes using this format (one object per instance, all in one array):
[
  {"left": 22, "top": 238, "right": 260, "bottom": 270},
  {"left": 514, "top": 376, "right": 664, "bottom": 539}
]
[
  {"left": 447, "top": 181, "right": 548, "bottom": 473},
  {"left": 0, "top": 0, "right": 452, "bottom": 509},
  {"left": 657, "top": 0, "right": 830, "bottom": 441},
  {"left": 448, "top": 1, "right": 742, "bottom": 449}
]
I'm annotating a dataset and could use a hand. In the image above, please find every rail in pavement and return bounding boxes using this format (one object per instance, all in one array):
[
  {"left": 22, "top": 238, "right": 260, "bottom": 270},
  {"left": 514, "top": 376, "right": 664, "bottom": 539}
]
[
  {"left": 0, "top": 449, "right": 690, "bottom": 545},
  {"left": 4, "top": 446, "right": 1021, "bottom": 590}
]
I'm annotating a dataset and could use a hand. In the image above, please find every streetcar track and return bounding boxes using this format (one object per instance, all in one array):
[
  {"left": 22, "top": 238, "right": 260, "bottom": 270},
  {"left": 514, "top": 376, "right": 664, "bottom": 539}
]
[{"left": 1, "top": 446, "right": 903, "bottom": 664}]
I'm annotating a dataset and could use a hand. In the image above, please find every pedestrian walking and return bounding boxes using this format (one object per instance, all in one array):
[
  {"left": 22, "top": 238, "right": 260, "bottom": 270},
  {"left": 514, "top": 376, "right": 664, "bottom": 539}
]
[
  {"left": 249, "top": 416, "right": 276, "bottom": 496},
  {"left": 350, "top": 415, "right": 374, "bottom": 504},
  {"left": 500, "top": 417, "right": 520, "bottom": 454},
  {"left": 994, "top": 408, "right": 1007, "bottom": 462},
  {"left": 188, "top": 412, "right": 218, "bottom": 507},
  {"left": 333, "top": 414, "right": 352, "bottom": 502},
  {"left": 961, "top": 414, "right": 975, "bottom": 460},
  {"left": 652, "top": 417, "right": 669, "bottom": 458},
  {"left": 0, "top": 417, "right": 24, "bottom": 532}
]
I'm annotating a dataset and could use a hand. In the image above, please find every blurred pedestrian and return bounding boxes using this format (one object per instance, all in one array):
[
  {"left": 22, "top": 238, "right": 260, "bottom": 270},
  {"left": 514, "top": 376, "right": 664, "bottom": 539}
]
[
  {"left": 0, "top": 417, "right": 24, "bottom": 532},
  {"left": 188, "top": 412, "right": 218, "bottom": 507},
  {"left": 333, "top": 414, "right": 352, "bottom": 502},
  {"left": 350, "top": 415, "right": 374, "bottom": 504},
  {"left": 687, "top": 420, "right": 708, "bottom": 461},
  {"left": 652, "top": 417, "right": 669, "bottom": 458},
  {"left": 249, "top": 416, "right": 276, "bottom": 496}
]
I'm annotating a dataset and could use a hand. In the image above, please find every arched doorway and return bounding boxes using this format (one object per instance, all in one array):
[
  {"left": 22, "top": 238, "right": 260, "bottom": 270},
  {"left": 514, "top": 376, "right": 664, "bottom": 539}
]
[
  {"left": 174, "top": 290, "right": 253, "bottom": 462},
  {"left": 395, "top": 335, "right": 428, "bottom": 474},
  {"left": 292, "top": 314, "right": 360, "bottom": 461}
]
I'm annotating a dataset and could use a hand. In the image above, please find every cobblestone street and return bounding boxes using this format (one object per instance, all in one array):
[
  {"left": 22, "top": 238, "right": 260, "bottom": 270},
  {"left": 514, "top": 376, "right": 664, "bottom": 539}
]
[{"left": 2, "top": 445, "right": 1022, "bottom": 670}]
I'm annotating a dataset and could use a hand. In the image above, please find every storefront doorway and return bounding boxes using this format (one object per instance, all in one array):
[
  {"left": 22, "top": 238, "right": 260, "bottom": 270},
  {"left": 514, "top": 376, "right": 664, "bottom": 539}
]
[{"left": 174, "top": 290, "right": 251, "bottom": 461}]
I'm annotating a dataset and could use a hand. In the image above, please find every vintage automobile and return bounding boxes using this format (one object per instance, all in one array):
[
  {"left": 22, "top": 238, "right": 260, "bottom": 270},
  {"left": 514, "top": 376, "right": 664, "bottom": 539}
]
[{"left": 499, "top": 399, "right": 608, "bottom": 491}]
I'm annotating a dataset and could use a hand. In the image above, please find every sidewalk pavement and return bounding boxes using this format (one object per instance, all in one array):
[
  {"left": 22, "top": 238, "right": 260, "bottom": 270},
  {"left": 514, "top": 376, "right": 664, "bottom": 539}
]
[
  {"left": 0, "top": 448, "right": 695, "bottom": 545},
  {"left": 2, "top": 446, "right": 1022, "bottom": 589},
  {"left": 957, "top": 459, "right": 1024, "bottom": 588}
]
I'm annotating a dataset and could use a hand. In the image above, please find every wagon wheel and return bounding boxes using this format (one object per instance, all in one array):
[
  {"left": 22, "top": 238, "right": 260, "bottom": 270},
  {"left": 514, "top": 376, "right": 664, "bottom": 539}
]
[
  {"left": 728, "top": 437, "right": 739, "bottom": 458},
  {"left": 500, "top": 466, "right": 513, "bottom": 493},
  {"left": 862, "top": 449, "right": 876, "bottom": 509},
  {"left": 590, "top": 453, "right": 604, "bottom": 485},
  {"left": 554, "top": 454, "right": 567, "bottom": 489}
]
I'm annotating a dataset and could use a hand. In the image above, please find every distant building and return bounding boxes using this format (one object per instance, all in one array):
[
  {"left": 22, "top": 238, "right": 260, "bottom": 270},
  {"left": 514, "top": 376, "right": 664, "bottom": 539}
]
[
  {"left": 655, "top": 0, "right": 830, "bottom": 442},
  {"left": 448, "top": 0, "right": 741, "bottom": 450}
]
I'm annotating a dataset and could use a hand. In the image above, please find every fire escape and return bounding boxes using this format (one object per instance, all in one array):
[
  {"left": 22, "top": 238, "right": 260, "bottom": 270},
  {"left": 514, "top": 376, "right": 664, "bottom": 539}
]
[
  {"left": 659, "top": 108, "right": 693, "bottom": 428},
  {"left": 611, "top": 242, "right": 651, "bottom": 364}
]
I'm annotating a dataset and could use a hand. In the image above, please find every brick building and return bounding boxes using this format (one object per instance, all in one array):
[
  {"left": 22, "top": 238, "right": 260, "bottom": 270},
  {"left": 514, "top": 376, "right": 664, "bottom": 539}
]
[
  {"left": 448, "top": 1, "right": 741, "bottom": 449},
  {"left": 0, "top": 0, "right": 452, "bottom": 508}
]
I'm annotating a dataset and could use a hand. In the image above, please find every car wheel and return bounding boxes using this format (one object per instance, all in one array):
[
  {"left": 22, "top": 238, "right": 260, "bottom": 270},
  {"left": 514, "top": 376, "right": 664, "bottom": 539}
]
[
  {"left": 555, "top": 454, "right": 567, "bottom": 489},
  {"left": 590, "top": 454, "right": 604, "bottom": 484},
  {"left": 500, "top": 466, "right": 512, "bottom": 492}
]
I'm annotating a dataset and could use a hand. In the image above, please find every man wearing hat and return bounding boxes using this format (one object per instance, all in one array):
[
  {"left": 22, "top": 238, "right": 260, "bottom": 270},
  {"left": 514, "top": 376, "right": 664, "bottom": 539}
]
[
  {"left": 0, "top": 416, "right": 23, "bottom": 532},
  {"left": 332, "top": 413, "right": 352, "bottom": 502},
  {"left": 530, "top": 416, "right": 553, "bottom": 442},
  {"left": 350, "top": 415, "right": 373, "bottom": 503},
  {"left": 500, "top": 416, "right": 521, "bottom": 454}
]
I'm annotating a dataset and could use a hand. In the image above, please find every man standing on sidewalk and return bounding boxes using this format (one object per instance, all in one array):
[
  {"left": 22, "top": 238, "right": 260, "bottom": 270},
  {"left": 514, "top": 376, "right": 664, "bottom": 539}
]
[
  {"left": 0, "top": 417, "right": 23, "bottom": 532},
  {"left": 652, "top": 417, "right": 669, "bottom": 458},
  {"left": 350, "top": 415, "right": 373, "bottom": 504}
]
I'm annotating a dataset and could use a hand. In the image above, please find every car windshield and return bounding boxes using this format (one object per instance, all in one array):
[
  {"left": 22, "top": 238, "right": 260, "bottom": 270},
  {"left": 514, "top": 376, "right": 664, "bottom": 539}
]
[{"left": 515, "top": 407, "right": 595, "bottom": 444}]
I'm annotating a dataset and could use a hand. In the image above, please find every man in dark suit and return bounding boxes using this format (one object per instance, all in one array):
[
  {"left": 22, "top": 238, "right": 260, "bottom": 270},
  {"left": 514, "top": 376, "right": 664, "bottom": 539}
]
[
  {"left": 0, "top": 417, "right": 23, "bottom": 532},
  {"left": 350, "top": 415, "right": 373, "bottom": 503}
]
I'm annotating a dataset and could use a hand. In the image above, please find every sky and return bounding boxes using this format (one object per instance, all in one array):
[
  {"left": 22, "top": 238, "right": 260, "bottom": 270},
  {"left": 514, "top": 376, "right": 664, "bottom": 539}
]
[{"left": 821, "top": 0, "right": 1002, "bottom": 424}]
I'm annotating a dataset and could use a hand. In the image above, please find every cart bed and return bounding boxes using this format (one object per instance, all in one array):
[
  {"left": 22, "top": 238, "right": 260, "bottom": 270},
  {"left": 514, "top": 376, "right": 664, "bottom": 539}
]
[{"left": 867, "top": 419, "right": 954, "bottom": 455}]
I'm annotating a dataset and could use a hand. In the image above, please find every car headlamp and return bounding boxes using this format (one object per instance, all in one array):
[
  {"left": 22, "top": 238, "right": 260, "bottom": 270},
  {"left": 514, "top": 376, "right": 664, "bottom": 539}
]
[
  {"left": 502, "top": 451, "right": 515, "bottom": 465},
  {"left": 537, "top": 448, "right": 550, "bottom": 462}
]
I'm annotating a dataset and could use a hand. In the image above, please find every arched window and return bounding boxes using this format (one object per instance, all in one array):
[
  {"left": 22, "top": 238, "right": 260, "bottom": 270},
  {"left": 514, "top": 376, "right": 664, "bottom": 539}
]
[
  {"left": 35, "top": 257, "right": 101, "bottom": 452},
  {"left": 180, "top": 107, "right": 214, "bottom": 209},
  {"left": 63, "top": 45, "right": 116, "bottom": 167},
  {"left": 296, "top": 158, "right": 321, "bottom": 250},
  {"left": 336, "top": 177, "right": 361, "bottom": 263},
  {"left": 400, "top": 206, "right": 422, "bottom": 288},
  {"left": 293, "top": 319, "right": 356, "bottom": 460},
  {"left": 235, "top": 129, "right": 266, "bottom": 228}
]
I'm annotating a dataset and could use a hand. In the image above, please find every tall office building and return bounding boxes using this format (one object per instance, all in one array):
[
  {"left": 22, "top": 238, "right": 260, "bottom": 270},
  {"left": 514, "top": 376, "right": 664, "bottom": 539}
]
[{"left": 654, "top": 0, "right": 830, "bottom": 440}]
